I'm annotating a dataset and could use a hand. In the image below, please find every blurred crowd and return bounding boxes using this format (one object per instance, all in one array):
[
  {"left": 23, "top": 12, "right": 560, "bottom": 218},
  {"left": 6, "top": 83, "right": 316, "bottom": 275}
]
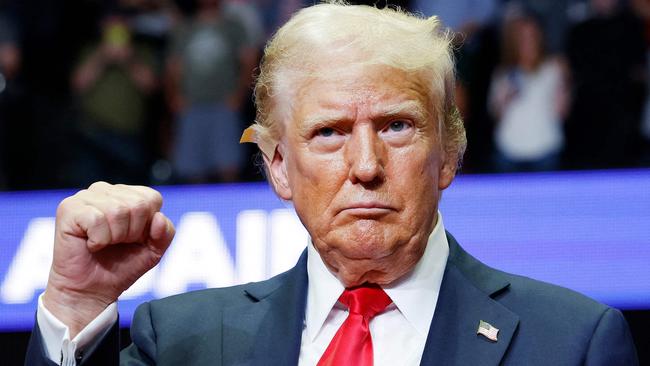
[{"left": 0, "top": 0, "right": 649, "bottom": 191}]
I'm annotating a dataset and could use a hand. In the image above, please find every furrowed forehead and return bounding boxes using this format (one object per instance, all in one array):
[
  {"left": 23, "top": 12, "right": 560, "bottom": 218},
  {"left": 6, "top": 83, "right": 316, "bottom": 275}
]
[
  {"left": 282, "top": 66, "right": 435, "bottom": 137},
  {"left": 300, "top": 100, "right": 429, "bottom": 125}
]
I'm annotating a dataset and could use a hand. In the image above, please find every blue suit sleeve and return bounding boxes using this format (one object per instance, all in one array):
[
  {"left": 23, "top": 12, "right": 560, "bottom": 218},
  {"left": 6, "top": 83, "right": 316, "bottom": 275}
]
[
  {"left": 24, "top": 323, "right": 59, "bottom": 366},
  {"left": 119, "top": 302, "right": 157, "bottom": 365},
  {"left": 584, "top": 308, "right": 638, "bottom": 366}
]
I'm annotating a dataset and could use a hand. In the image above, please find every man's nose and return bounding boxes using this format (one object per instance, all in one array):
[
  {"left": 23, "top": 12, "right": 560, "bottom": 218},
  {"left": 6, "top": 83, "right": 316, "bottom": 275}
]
[{"left": 345, "top": 124, "right": 385, "bottom": 184}]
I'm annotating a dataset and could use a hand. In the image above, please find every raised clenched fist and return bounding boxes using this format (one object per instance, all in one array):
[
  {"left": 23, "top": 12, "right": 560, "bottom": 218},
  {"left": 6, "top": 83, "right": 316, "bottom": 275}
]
[{"left": 43, "top": 182, "right": 175, "bottom": 337}]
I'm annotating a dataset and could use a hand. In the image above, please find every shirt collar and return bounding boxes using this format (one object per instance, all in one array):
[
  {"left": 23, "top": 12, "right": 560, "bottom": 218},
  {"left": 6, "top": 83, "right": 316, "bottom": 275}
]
[{"left": 305, "top": 212, "right": 449, "bottom": 340}]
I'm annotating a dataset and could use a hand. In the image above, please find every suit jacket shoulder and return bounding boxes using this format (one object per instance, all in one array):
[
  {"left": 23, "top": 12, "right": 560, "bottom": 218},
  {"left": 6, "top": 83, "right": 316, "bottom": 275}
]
[
  {"left": 121, "top": 251, "right": 308, "bottom": 366},
  {"left": 421, "top": 232, "right": 638, "bottom": 366}
]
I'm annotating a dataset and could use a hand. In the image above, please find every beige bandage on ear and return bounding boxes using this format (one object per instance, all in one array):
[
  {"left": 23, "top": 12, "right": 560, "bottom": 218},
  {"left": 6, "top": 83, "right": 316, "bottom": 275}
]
[{"left": 240, "top": 125, "right": 277, "bottom": 161}]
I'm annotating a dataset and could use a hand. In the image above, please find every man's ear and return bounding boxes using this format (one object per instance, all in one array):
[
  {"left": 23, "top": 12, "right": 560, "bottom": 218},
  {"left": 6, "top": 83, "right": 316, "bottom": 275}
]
[
  {"left": 265, "top": 145, "right": 293, "bottom": 200},
  {"left": 438, "top": 157, "right": 457, "bottom": 191}
]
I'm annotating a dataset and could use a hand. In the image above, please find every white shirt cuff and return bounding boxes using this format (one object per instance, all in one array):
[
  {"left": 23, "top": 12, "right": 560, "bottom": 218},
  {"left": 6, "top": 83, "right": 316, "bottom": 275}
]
[{"left": 37, "top": 293, "right": 118, "bottom": 365}]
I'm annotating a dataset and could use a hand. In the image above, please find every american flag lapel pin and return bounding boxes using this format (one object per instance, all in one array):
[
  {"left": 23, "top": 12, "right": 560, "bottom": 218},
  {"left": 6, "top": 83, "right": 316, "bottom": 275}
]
[{"left": 477, "top": 320, "right": 499, "bottom": 342}]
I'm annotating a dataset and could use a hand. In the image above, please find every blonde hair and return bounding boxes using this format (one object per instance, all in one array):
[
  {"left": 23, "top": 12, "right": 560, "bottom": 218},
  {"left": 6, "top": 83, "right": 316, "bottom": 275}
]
[{"left": 248, "top": 1, "right": 466, "bottom": 167}]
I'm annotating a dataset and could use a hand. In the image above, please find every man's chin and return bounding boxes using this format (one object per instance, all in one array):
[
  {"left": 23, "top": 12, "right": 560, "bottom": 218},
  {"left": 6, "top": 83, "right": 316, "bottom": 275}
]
[
  {"left": 333, "top": 262, "right": 407, "bottom": 288},
  {"left": 325, "top": 232, "right": 398, "bottom": 259},
  {"left": 331, "top": 216, "right": 398, "bottom": 239}
]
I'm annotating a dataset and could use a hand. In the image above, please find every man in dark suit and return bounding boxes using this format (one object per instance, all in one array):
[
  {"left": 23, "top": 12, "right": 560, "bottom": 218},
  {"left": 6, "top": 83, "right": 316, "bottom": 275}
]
[{"left": 26, "top": 2, "right": 637, "bottom": 365}]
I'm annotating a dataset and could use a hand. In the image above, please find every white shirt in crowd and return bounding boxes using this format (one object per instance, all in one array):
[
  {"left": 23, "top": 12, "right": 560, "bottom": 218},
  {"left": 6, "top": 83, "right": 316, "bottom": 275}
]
[{"left": 489, "top": 60, "right": 565, "bottom": 161}]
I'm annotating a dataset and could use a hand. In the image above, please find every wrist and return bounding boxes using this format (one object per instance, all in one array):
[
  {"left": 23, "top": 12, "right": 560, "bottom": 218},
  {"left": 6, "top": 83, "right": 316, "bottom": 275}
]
[{"left": 43, "top": 285, "right": 113, "bottom": 338}]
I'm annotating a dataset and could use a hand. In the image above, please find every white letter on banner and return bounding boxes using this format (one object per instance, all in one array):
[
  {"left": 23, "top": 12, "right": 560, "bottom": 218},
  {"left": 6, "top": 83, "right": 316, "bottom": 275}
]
[
  {"left": 1, "top": 218, "right": 55, "bottom": 304},
  {"left": 154, "top": 212, "right": 235, "bottom": 297},
  {"left": 269, "top": 209, "right": 309, "bottom": 277},
  {"left": 236, "top": 210, "right": 267, "bottom": 283}
]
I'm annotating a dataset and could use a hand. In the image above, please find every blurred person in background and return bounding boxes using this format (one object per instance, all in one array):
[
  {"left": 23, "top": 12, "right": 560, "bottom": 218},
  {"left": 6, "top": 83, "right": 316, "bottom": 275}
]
[
  {"left": 70, "top": 13, "right": 157, "bottom": 187},
  {"left": 631, "top": 0, "right": 650, "bottom": 162},
  {"left": 166, "top": 0, "right": 256, "bottom": 183},
  {"left": 411, "top": 0, "right": 500, "bottom": 172},
  {"left": 488, "top": 8, "right": 569, "bottom": 172},
  {"left": 222, "top": 0, "right": 266, "bottom": 182},
  {"left": 565, "top": 0, "right": 647, "bottom": 169},
  {"left": 118, "top": 0, "right": 179, "bottom": 184},
  {"left": 253, "top": 0, "right": 318, "bottom": 40},
  {"left": 411, "top": 0, "right": 496, "bottom": 34},
  {"left": 0, "top": 9, "right": 23, "bottom": 190},
  {"left": 510, "top": 0, "right": 573, "bottom": 54},
  {"left": 223, "top": 0, "right": 264, "bottom": 49},
  {"left": 126, "top": 0, "right": 176, "bottom": 68}
]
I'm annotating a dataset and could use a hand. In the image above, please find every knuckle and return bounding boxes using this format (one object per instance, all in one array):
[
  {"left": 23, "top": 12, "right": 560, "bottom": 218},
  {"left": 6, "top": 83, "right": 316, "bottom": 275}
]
[
  {"left": 131, "top": 186, "right": 163, "bottom": 210},
  {"left": 56, "top": 196, "right": 76, "bottom": 215},
  {"left": 106, "top": 204, "right": 130, "bottom": 223},
  {"left": 72, "top": 189, "right": 93, "bottom": 201},
  {"left": 131, "top": 199, "right": 150, "bottom": 218},
  {"left": 115, "top": 183, "right": 135, "bottom": 193},
  {"left": 133, "top": 197, "right": 150, "bottom": 210},
  {"left": 88, "top": 181, "right": 110, "bottom": 191},
  {"left": 148, "top": 190, "right": 163, "bottom": 208},
  {"left": 87, "top": 210, "right": 107, "bottom": 230}
]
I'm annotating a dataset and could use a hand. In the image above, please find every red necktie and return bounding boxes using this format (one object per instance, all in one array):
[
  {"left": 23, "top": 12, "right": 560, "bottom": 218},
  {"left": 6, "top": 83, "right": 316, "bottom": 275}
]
[{"left": 318, "top": 285, "right": 392, "bottom": 366}]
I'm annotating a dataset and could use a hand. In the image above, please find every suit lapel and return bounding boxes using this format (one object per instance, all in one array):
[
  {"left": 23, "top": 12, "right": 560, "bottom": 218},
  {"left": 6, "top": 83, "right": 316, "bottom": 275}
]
[
  {"left": 220, "top": 235, "right": 519, "bottom": 365},
  {"left": 420, "top": 234, "right": 520, "bottom": 366},
  {"left": 222, "top": 250, "right": 308, "bottom": 366}
]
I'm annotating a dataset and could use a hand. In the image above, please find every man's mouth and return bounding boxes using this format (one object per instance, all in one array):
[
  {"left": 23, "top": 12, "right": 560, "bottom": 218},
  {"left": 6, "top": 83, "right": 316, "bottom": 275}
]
[{"left": 340, "top": 202, "right": 395, "bottom": 216}]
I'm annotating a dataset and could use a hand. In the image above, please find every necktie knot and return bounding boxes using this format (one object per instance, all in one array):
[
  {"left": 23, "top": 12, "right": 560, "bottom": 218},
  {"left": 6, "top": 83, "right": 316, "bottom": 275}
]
[
  {"left": 318, "top": 284, "right": 392, "bottom": 366},
  {"left": 339, "top": 284, "right": 392, "bottom": 318}
]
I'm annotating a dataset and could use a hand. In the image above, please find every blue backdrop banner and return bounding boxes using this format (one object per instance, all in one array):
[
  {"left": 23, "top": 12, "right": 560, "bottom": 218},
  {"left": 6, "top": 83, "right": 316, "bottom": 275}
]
[{"left": 1, "top": 169, "right": 649, "bottom": 331}]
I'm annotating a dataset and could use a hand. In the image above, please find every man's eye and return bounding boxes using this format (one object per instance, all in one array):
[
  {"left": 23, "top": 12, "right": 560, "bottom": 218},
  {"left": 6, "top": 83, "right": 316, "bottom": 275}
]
[
  {"left": 317, "top": 127, "right": 336, "bottom": 137},
  {"left": 387, "top": 120, "right": 409, "bottom": 132},
  {"left": 311, "top": 126, "right": 345, "bottom": 151}
]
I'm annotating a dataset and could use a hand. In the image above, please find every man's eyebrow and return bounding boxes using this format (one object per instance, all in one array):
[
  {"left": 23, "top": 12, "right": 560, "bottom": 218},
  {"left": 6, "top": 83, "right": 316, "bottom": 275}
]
[
  {"left": 373, "top": 100, "right": 428, "bottom": 121},
  {"left": 302, "top": 111, "right": 350, "bottom": 127},
  {"left": 297, "top": 110, "right": 350, "bottom": 137}
]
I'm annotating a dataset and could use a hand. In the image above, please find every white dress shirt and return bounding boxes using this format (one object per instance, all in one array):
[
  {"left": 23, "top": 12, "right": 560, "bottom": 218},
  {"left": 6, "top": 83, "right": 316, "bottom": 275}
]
[
  {"left": 298, "top": 213, "right": 449, "bottom": 366},
  {"left": 37, "top": 294, "right": 117, "bottom": 365},
  {"left": 38, "top": 213, "right": 449, "bottom": 365}
]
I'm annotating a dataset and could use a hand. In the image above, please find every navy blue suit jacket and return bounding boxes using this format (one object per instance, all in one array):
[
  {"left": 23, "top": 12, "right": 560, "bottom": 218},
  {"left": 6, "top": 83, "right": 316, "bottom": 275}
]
[{"left": 26, "top": 233, "right": 638, "bottom": 365}]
